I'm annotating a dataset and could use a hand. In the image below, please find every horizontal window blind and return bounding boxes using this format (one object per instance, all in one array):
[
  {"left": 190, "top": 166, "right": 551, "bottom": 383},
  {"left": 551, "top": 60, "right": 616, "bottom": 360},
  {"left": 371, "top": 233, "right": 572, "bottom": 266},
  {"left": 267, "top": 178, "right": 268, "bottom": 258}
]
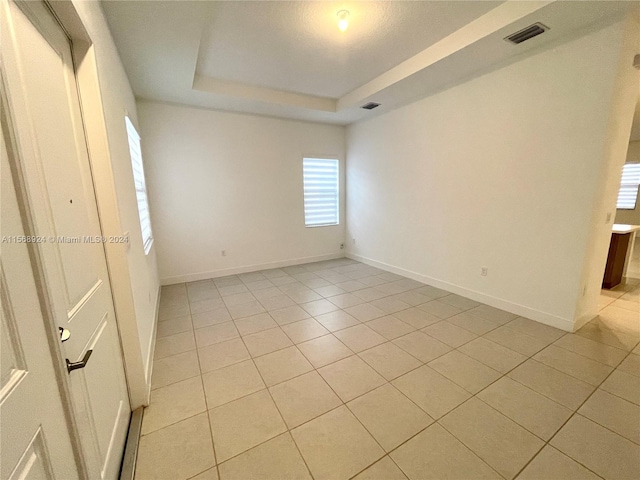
[
  {"left": 617, "top": 163, "right": 640, "bottom": 210},
  {"left": 125, "top": 117, "right": 154, "bottom": 253},
  {"left": 303, "top": 158, "right": 339, "bottom": 227}
]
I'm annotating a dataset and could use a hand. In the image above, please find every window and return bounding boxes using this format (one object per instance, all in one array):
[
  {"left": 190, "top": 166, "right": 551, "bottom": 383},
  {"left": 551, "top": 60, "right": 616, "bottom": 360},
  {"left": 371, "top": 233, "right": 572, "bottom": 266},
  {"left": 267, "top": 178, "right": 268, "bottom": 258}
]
[
  {"left": 125, "top": 116, "right": 153, "bottom": 253},
  {"left": 303, "top": 158, "right": 339, "bottom": 227},
  {"left": 616, "top": 163, "right": 640, "bottom": 210}
]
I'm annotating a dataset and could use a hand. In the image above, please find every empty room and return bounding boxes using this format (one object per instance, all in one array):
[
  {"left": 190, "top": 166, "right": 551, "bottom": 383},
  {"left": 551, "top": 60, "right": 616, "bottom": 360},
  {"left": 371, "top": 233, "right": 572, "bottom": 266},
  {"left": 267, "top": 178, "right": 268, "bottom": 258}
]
[{"left": 1, "top": 1, "right": 639, "bottom": 480}]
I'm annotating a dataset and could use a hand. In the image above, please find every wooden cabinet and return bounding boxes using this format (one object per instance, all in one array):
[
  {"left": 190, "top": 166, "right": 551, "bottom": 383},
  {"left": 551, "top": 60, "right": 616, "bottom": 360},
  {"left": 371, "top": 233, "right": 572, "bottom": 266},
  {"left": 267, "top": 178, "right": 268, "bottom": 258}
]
[{"left": 602, "top": 232, "right": 632, "bottom": 289}]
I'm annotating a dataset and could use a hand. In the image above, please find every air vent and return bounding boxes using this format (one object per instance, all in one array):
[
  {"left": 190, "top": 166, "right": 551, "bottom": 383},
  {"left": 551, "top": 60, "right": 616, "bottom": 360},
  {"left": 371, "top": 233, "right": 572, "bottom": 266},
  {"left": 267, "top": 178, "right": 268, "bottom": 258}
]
[
  {"left": 505, "top": 23, "right": 548, "bottom": 44},
  {"left": 361, "top": 102, "right": 381, "bottom": 110}
]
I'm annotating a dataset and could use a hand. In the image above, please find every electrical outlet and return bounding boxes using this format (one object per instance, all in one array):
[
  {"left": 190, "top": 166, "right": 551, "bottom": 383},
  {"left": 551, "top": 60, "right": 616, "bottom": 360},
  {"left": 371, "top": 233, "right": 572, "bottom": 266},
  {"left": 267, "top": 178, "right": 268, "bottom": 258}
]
[
  {"left": 221, "top": 250, "right": 226, "bottom": 257},
  {"left": 340, "top": 243, "right": 345, "bottom": 249},
  {"left": 481, "top": 267, "right": 488, "bottom": 277},
  {"left": 606, "top": 212, "right": 612, "bottom": 224},
  {"left": 352, "top": 238, "right": 356, "bottom": 245}
]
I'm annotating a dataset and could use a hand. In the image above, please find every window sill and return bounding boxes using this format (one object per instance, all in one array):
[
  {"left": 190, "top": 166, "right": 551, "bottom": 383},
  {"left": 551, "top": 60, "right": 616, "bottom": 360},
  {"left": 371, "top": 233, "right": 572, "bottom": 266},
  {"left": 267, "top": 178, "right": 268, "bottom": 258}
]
[{"left": 305, "top": 223, "right": 340, "bottom": 228}]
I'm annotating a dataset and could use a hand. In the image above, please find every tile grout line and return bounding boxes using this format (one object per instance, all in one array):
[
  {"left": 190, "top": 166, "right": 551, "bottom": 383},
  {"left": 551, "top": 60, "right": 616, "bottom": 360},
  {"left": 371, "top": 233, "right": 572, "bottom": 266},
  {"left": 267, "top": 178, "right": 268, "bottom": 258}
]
[
  {"left": 147, "top": 281, "right": 218, "bottom": 480},
  {"left": 549, "top": 332, "right": 632, "bottom": 368},
  {"left": 153, "top": 298, "right": 630, "bottom": 406},
  {"left": 147, "top": 334, "right": 430, "bottom": 437},
  {"left": 470, "top": 296, "right": 638, "bottom": 478},
  {"left": 508, "top": 344, "right": 639, "bottom": 480},
  {"left": 189, "top": 285, "right": 221, "bottom": 480},
  {"left": 183, "top": 280, "right": 437, "bottom": 477},
  {"left": 154, "top": 297, "right": 549, "bottom": 425},
  {"left": 147, "top": 320, "right": 639, "bottom": 471},
  {"left": 198, "top": 318, "right": 485, "bottom": 476},
  {"left": 153, "top": 262, "right": 639, "bottom": 479},
  {"left": 389, "top": 316, "right": 636, "bottom": 478},
  {"left": 422, "top": 331, "right": 559, "bottom": 478},
  {"left": 231, "top": 331, "right": 401, "bottom": 478},
  {"left": 230, "top": 311, "right": 318, "bottom": 479}
]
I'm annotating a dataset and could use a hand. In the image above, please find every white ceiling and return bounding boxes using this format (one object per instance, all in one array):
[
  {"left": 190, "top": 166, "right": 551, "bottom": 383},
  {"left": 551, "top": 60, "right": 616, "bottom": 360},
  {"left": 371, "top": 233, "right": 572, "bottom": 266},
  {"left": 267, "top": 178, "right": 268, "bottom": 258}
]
[
  {"left": 102, "top": 1, "right": 636, "bottom": 125},
  {"left": 196, "top": 1, "right": 500, "bottom": 99}
]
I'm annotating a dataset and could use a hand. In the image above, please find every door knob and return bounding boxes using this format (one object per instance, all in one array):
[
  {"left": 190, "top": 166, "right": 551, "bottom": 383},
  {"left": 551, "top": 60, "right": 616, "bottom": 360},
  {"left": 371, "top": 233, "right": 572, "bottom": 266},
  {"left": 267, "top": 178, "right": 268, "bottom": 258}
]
[
  {"left": 59, "top": 327, "right": 71, "bottom": 342},
  {"left": 66, "top": 350, "right": 93, "bottom": 373}
]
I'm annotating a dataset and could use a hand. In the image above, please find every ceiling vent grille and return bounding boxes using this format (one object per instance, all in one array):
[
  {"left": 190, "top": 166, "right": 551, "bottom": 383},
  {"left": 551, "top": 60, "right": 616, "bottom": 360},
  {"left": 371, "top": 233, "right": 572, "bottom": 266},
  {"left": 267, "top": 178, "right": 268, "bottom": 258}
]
[
  {"left": 505, "top": 23, "right": 548, "bottom": 44},
  {"left": 361, "top": 102, "right": 381, "bottom": 110}
]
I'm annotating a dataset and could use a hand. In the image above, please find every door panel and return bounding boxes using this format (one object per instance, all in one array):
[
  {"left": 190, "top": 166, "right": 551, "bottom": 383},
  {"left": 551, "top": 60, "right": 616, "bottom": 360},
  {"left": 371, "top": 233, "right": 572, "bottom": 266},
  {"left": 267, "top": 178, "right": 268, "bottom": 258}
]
[
  {"left": 2, "top": 1, "right": 131, "bottom": 478},
  {"left": 70, "top": 312, "right": 128, "bottom": 478},
  {"left": 13, "top": 0, "right": 102, "bottom": 332},
  {"left": 17, "top": 14, "right": 100, "bottom": 309},
  {"left": 8, "top": 429, "right": 55, "bottom": 480},
  {"left": 0, "top": 276, "right": 27, "bottom": 395},
  {"left": 1, "top": 104, "right": 78, "bottom": 479}
]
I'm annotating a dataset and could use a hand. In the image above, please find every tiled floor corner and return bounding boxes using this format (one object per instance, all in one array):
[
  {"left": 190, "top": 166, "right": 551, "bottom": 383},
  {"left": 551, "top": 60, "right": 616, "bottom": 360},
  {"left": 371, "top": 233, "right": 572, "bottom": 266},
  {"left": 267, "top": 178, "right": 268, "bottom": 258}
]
[{"left": 137, "top": 259, "right": 640, "bottom": 480}]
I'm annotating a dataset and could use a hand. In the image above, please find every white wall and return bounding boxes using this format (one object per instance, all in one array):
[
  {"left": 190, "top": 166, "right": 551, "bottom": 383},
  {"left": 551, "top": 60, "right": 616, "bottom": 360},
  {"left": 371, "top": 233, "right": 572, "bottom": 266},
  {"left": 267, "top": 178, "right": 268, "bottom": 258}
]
[
  {"left": 573, "top": 14, "right": 639, "bottom": 327},
  {"left": 346, "top": 19, "right": 638, "bottom": 331},
  {"left": 72, "top": 1, "right": 160, "bottom": 406},
  {"left": 615, "top": 141, "right": 640, "bottom": 225},
  {"left": 137, "top": 101, "right": 346, "bottom": 284}
]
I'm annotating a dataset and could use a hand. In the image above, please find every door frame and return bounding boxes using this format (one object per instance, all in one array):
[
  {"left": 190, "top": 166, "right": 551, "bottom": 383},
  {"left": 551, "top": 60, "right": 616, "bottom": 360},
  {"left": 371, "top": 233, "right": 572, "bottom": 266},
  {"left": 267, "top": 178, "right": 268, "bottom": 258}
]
[
  {"left": 1, "top": 0, "right": 152, "bottom": 471},
  {"left": 4, "top": 0, "right": 152, "bottom": 410}
]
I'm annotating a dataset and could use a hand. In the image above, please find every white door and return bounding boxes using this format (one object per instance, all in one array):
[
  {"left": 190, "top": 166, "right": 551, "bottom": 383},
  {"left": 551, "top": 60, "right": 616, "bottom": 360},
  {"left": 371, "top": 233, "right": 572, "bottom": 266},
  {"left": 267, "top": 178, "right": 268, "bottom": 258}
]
[
  {"left": 1, "top": 1, "right": 131, "bottom": 479},
  {"left": 1, "top": 99, "right": 80, "bottom": 480}
]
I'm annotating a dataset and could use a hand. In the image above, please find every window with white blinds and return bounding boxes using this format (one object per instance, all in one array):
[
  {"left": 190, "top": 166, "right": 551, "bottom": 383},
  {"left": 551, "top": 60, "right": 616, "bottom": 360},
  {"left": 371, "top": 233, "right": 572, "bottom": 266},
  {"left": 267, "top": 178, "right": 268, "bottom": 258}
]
[
  {"left": 616, "top": 163, "right": 640, "bottom": 210},
  {"left": 303, "top": 158, "right": 339, "bottom": 227},
  {"left": 125, "top": 117, "right": 153, "bottom": 254}
]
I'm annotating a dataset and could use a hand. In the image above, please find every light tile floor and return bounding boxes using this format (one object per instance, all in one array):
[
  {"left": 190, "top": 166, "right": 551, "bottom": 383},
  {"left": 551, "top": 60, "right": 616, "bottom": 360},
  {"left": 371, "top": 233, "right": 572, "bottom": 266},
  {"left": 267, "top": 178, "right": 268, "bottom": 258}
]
[{"left": 136, "top": 259, "right": 640, "bottom": 480}]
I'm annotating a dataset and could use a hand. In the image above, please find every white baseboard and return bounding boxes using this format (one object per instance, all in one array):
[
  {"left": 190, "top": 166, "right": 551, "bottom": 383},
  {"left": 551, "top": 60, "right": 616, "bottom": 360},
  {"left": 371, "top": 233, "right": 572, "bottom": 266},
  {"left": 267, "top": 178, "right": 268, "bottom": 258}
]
[
  {"left": 347, "top": 253, "right": 578, "bottom": 332},
  {"left": 161, "top": 252, "right": 346, "bottom": 285}
]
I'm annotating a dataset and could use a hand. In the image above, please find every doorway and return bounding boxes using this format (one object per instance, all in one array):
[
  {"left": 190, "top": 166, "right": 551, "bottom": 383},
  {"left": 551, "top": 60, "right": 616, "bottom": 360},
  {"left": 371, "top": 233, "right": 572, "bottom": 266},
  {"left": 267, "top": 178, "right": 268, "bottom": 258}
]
[
  {"left": 588, "top": 79, "right": 640, "bottom": 343},
  {"left": 599, "top": 136, "right": 640, "bottom": 309}
]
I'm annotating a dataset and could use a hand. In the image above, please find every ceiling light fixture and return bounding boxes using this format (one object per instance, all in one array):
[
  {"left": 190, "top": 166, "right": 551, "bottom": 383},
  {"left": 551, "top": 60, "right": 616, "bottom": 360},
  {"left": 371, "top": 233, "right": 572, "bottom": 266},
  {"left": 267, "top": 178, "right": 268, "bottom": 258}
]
[{"left": 337, "top": 10, "right": 350, "bottom": 32}]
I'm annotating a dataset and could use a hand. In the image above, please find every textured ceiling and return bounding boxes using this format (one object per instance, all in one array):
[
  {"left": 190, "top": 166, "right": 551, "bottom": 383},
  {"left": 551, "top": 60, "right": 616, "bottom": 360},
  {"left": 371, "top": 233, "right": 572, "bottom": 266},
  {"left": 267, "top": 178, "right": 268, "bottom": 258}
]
[
  {"left": 196, "top": 1, "right": 500, "bottom": 98},
  {"left": 102, "top": 1, "right": 636, "bottom": 125}
]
